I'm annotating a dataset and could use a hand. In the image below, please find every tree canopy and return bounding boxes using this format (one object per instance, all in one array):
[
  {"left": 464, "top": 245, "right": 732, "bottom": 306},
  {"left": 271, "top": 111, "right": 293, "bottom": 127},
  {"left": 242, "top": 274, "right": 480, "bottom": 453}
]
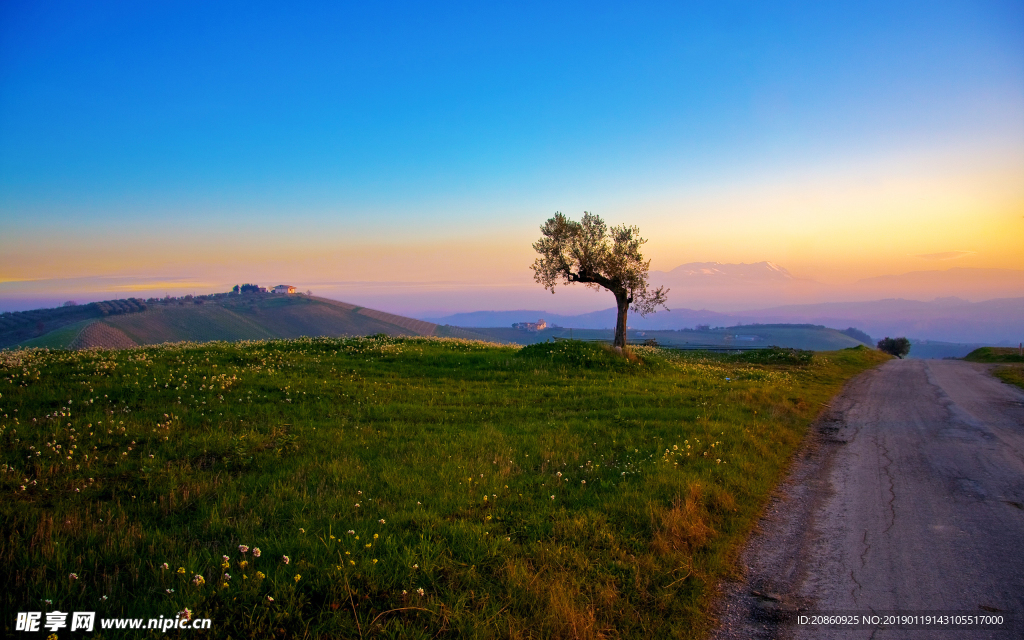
[
  {"left": 877, "top": 336, "right": 911, "bottom": 359},
  {"left": 531, "top": 212, "right": 667, "bottom": 348}
]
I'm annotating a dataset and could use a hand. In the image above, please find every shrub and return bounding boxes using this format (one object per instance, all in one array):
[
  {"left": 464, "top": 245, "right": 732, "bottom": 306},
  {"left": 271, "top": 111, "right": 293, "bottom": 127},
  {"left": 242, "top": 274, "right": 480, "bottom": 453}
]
[
  {"left": 877, "top": 337, "right": 911, "bottom": 359},
  {"left": 517, "top": 339, "right": 634, "bottom": 368},
  {"left": 731, "top": 346, "right": 813, "bottom": 365}
]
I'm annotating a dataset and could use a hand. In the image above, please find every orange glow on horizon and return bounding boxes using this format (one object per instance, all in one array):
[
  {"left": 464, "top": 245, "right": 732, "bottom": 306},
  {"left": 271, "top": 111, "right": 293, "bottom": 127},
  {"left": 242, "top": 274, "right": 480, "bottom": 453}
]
[{"left": 2, "top": 144, "right": 1021, "bottom": 310}]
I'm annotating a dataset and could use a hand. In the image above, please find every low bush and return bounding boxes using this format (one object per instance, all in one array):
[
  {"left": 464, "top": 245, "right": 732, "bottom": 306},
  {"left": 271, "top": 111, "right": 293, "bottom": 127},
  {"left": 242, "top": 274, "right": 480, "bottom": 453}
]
[
  {"left": 516, "top": 339, "right": 635, "bottom": 369},
  {"left": 877, "top": 336, "right": 911, "bottom": 359},
  {"left": 729, "top": 346, "right": 814, "bottom": 365}
]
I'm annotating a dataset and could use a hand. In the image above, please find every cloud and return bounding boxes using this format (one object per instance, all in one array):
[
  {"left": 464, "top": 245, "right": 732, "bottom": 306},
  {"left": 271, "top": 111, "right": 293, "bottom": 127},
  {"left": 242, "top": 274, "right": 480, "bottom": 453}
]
[
  {"left": 107, "top": 279, "right": 217, "bottom": 292},
  {"left": 911, "top": 251, "right": 976, "bottom": 261}
]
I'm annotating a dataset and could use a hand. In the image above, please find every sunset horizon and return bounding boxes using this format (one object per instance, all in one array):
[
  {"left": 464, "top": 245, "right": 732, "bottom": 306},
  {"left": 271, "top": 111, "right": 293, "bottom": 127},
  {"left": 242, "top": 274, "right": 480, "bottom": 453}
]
[{"left": 2, "top": 1, "right": 1022, "bottom": 319}]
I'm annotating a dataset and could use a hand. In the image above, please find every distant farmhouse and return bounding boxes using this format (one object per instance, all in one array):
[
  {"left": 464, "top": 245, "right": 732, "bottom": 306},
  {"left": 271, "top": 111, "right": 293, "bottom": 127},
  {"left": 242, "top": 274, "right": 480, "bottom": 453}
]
[
  {"left": 512, "top": 319, "right": 547, "bottom": 332},
  {"left": 233, "top": 283, "right": 295, "bottom": 294}
]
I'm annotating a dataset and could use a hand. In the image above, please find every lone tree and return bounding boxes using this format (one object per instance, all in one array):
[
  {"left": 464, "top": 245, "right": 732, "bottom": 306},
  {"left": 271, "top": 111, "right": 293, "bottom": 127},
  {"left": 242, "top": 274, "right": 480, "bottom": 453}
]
[
  {"left": 877, "top": 336, "right": 911, "bottom": 359},
  {"left": 531, "top": 212, "right": 668, "bottom": 349}
]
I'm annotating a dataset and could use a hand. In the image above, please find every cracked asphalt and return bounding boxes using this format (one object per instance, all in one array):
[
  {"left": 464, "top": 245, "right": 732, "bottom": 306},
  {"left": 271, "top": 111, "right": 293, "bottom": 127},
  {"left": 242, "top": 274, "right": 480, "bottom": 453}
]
[{"left": 711, "top": 359, "right": 1024, "bottom": 640}]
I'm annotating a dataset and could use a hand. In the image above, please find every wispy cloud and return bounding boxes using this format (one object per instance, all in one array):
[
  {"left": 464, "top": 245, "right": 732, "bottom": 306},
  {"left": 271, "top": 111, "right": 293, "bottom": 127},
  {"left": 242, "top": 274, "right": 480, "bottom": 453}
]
[
  {"left": 107, "top": 280, "right": 217, "bottom": 292},
  {"left": 0, "top": 276, "right": 218, "bottom": 295},
  {"left": 911, "top": 251, "right": 976, "bottom": 261}
]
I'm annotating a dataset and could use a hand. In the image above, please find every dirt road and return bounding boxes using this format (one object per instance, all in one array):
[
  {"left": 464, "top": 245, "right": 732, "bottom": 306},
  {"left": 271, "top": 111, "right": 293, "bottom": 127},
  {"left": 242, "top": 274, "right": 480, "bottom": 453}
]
[{"left": 712, "top": 359, "right": 1024, "bottom": 639}]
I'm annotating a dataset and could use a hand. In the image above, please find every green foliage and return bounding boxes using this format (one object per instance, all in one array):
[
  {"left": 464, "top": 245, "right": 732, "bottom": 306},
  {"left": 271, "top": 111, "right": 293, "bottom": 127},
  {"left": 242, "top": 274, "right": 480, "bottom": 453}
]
[
  {"left": 93, "top": 298, "right": 147, "bottom": 317},
  {"left": 876, "top": 336, "right": 911, "bottom": 358},
  {"left": 964, "top": 346, "right": 1024, "bottom": 363},
  {"left": 0, "top": 337, "right": 885, "bottom": 639}
]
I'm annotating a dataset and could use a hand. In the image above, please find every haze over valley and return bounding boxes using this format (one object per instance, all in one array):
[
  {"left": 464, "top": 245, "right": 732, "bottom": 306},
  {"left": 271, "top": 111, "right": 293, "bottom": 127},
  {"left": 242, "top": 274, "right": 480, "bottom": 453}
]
[
  {"left": 422, "top": 261, "right": 1024, "bottom": 346},
  {"left": 4, "top": 259, "right": 1022, "bottom": 349}
]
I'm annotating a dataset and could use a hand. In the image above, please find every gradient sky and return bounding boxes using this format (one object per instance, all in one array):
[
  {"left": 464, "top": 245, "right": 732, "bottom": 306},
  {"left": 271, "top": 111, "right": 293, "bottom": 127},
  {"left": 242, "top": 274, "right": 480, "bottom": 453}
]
[{"left": 2, "top": 1, "right": 1022, "bottom": 314}]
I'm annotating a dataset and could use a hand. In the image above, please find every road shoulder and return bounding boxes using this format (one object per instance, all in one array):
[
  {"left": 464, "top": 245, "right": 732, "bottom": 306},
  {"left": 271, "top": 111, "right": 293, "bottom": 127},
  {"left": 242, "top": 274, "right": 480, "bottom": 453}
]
[{"left": 709, "top": 366, "right": 879, "bottom": 640}]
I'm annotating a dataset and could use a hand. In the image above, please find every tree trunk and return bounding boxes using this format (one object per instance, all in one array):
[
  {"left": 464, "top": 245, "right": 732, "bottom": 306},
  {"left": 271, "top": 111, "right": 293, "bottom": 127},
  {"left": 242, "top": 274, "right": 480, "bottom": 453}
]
[{"left": 614, "top": 293, "right": 629, "bottom": 349}]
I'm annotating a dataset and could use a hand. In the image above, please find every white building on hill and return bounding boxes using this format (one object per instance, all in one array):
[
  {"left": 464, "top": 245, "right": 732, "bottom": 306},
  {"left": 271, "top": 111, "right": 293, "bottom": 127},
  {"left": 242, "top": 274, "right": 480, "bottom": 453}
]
[
  {"left": 273, "top": 285, "right": 296, "bottom": 294},
  {"left": 512, "top": 319, "right": 547, "bottom": 332}
]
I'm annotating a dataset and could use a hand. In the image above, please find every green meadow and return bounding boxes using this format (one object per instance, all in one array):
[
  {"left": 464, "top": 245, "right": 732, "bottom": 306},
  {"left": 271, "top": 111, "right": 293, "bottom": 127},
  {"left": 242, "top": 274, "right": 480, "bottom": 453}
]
[{"left": 0, "top": 337, "right": 886, "bottom": 638}]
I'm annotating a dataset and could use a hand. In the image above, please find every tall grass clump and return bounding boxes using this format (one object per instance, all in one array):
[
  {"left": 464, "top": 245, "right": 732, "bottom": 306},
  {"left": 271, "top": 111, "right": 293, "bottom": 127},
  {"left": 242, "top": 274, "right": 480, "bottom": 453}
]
[{"left": 0, "top": 337, "right": 885, "bottom": 638}]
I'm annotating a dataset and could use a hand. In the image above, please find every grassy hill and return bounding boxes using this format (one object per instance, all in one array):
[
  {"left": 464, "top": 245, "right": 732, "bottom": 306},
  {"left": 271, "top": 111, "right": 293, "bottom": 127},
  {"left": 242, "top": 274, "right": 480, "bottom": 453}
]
[
  {"left": 0, "top": 299, "right": 150, "bottom": 349},
  {"left": 17, "top": 318, "right": 97, "bottom": 349},
  {"left": 7, "top": 294, "right": 878, "bottom": 354},
  {"left": 0, "top": 337, "right": 887, "bottom": 639},
  {"left": 6, "top": 293, "right": 497, "bottom": 350},
  {"left": 464, "top": 324, "right": 867, "bottom": 351},
  {"left": 963, "top": 346, "right": 1024, "bottom": 363}
]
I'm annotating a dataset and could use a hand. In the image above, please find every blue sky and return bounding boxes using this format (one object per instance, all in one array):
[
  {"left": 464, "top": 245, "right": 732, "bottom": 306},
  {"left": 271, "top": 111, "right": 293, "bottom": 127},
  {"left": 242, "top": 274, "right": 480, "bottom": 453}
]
[{"left": 1, "top": 1, "right": 1022, "bottom": 313}]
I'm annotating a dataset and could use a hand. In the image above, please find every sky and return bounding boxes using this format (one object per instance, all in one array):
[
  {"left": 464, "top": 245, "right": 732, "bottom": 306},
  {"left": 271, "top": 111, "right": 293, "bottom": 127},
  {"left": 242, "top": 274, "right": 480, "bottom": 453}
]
[{"left": 2, "top": 0, "right": 1022, "bottom": 315}]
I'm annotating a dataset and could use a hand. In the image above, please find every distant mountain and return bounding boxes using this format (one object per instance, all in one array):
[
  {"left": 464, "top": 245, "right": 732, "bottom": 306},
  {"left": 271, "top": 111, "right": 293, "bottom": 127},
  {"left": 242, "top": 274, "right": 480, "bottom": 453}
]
[
  {"left": 645, "top": 261, "right": 829, "bottom": 309},
  {"left": 647, "top": 263, "right": 1024, "bottom": 309},
  {"left": 651, "top": 261, "right": 800, "bottom": 283}
]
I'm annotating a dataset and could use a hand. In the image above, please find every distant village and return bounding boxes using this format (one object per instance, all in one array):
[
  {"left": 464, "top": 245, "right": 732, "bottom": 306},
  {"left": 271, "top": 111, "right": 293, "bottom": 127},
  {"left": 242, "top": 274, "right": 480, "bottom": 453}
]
[
  {"left": 512, "top": 319, "right": 547, "bottom": 332},
  {"left": 233, "top": 284, "right": 297, "bottom": 294}
]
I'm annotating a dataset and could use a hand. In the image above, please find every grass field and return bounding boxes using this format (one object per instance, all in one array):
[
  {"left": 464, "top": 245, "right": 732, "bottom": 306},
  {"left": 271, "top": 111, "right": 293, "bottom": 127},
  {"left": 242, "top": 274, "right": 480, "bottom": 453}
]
[{"left": 0, "top": 338, "right": 886, "bottom": 638}]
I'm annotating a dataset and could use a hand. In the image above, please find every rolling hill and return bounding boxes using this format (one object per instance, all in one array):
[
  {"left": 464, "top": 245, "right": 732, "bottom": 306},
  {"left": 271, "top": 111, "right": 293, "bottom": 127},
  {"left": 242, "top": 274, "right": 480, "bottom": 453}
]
[
  {"left": 7, "top": 293, "right": 489, "bottom": 350},
  {"left": 462, "top": 324, "right": 868, "bottom": 351},
  {"left": 16, "top": 290, "right": 1010, "bottom": 355}
]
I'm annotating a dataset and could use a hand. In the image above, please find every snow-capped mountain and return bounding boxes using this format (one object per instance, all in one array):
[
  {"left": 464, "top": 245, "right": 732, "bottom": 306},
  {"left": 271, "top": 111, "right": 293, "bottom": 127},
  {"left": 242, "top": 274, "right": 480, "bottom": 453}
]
[{"left": 652, "top": 261, "right": 798, "bottom": 282}]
